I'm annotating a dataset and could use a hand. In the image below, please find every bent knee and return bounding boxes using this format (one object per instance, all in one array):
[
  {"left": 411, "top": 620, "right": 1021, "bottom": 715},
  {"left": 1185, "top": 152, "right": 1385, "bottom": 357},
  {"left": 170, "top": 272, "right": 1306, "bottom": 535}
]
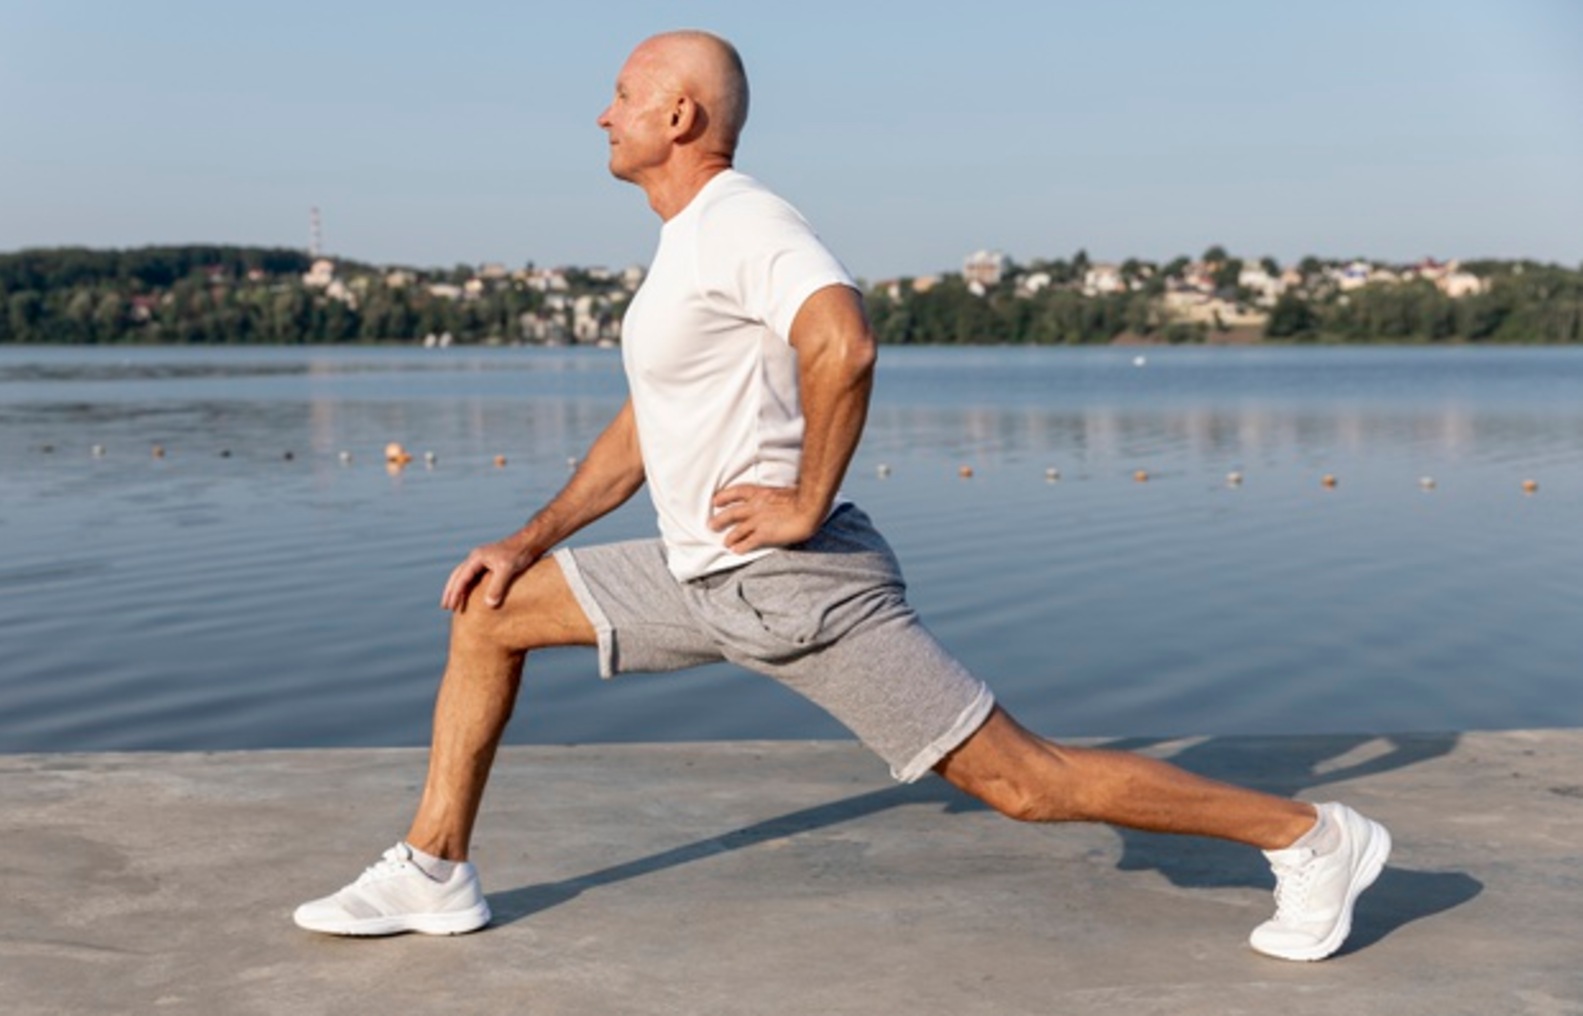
[
  {"left": 936, "top": 708, "right": 1086, "bottom": 823},
  {"left": 449, "top": 563, "right": 596, "bottom": 654}
]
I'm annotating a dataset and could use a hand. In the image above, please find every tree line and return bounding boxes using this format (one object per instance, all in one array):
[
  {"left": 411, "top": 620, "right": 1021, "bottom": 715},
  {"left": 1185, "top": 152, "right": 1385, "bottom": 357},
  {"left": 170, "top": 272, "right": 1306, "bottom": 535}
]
[
  {"left": 867, "top": 256, "right": 1583, "bottom": 346},
  {"left": 0, "top": 246, "right": 565, "bottom": 346},
  {"left": 4, "top": 245, "right": 1581, "bottom": 346}
]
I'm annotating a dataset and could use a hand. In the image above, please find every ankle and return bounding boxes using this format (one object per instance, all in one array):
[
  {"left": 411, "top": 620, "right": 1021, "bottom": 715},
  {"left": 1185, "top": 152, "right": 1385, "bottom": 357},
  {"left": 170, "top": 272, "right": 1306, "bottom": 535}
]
[
  {"left": 405, "top": 842, "right": 459, "bottom": 881},
  {"left": 404, "top": 829, "right": 468, "bottom": 863},
  {"left": 1276, "top": 802, "right": 1334, "bottom": 852}
]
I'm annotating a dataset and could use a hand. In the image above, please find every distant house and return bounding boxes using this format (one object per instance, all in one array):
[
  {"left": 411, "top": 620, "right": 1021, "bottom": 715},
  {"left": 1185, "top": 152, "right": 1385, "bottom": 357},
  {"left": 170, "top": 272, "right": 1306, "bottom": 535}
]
[
  {"left": 1406, "top": 257, "right": 1450, "bottom": 284},
  {"left": 302, "top": 259, "right": 336, "bottom": 289},
  {"left": 1336, "top": 260, "right": 1372, "bottom": 292},
  {"left": 129, "top": 295, "right": 159, "bottom": 323},
  {"left": 519, "top": 312, "right": 568, "bottom": 344},
  {"left": 324, "top": 279, "right": 357, "bottom": 308},
  {"left": 1163, "top": 289, "right": 1266, "bottom": 328},
  {"left": 1237, "top": 264, "right": 1285, "bottom": 306},
  {"left": 1439, "top": 271, "right": 1487, "bottom": 298},
  {"left": 963, "top": 250, "right": 1007, "bottom": 289},
  {"left": 1017, "top": 271, "right": 1052, "bottom": 296},
  {"left": 1082, "top": 263, "right": 1124, "bottom": 296}
]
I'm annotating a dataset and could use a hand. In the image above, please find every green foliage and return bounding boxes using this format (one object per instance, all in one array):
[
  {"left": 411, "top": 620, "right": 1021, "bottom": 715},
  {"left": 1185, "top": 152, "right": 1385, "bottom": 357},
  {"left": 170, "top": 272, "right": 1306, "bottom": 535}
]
[
  {"left": 0, "top": 245, "right": 630, "bottom": 345},
  {"left": 1212, "top": 258, "right": 1244, "bottom": 293},
  {"left": 6, "top": 245, "right": 1583, "bottom": 347},
  {"left": 1266, "top": 293, "right": 1318, "bottom": 339}
]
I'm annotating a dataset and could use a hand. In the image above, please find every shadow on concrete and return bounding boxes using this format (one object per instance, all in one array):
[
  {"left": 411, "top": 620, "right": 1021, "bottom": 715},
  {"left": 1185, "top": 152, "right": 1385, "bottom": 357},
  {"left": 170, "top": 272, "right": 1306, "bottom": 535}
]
[
  {"left": 1102, "top": 731, "right": 1482, "bottom": 948},
  {"left": 491, "top": 731, "right": 1481, "bottom": 948},
  {"left": 489, "top": 778, "right": 964, "bottom": 926}
]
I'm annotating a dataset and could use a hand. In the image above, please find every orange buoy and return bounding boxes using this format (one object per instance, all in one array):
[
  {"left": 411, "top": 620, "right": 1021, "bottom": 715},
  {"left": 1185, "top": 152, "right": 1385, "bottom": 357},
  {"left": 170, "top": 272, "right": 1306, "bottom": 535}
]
[
  {"left": 151, "top": 444, "right": 165, "bottom": 459},
  {"left": 384, "top": 441, "right": 412, "bottom": 465},
  {"left": 1522, "top": 479, "right": 1538, "bottom": 494},
  {"left": 1322, "top": 474, "right": 1337, "bottom": 488},
  {"left": 1133, "top": 469, "right": 1149, "bottom": 483},
  {"left": 494, "top": 454, "right": 508, "bottom": 468},
  {"left": 958, "top": 465, "right": 974, "bottom": 479}
]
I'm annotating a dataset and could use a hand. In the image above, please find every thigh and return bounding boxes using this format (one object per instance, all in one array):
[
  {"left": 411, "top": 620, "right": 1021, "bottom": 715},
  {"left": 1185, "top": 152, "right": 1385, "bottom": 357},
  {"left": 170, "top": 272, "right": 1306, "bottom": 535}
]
[
  {"left": 774, "top": 608, "right": 995, "bottom": 783},
  {"left": 452, "top": 554, "right": 598, "bottom": 651},
  {"left": 556, "top": 540, "right": 728, "bottom": 677},
  {"left": 695, "top": 506, "right": 995, "bottom": 782}
]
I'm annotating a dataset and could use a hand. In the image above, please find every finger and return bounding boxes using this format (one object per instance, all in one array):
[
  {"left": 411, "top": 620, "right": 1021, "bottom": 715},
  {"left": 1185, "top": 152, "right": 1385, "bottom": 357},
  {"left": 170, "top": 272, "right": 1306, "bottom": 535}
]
[
  {"left": 708, "top": 507, "right": 741, "bottom": 532},
  {"left": 725, "top": 521, "right": 759, "bottom": 554},
  {"left": 711, "top": 484, "right": 762, "bottom": 509},
  {"left": 483, "top": 557, "right": 529, "bottom": 608},
  {"left": 442, "top": 560, "right": 483, "bottom": 611}
]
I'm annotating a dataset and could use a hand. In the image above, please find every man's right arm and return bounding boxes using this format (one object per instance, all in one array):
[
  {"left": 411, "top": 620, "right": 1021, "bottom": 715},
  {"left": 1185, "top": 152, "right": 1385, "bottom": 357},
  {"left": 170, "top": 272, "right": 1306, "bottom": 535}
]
[{"left": 441, "top": 398, "right": 645, "bottom": 611}]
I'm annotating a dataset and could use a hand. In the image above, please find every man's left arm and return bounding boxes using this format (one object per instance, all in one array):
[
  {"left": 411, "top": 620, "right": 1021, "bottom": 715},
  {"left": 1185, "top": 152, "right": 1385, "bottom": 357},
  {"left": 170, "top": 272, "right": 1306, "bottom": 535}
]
[{"left": 709, "top": 283, "right": 875, "bottom": 553}]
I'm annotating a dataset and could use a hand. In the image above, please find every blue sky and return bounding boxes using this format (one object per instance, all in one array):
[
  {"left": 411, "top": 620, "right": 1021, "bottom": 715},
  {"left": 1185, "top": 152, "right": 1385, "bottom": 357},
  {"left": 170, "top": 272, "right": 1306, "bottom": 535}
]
[{"left": 2, "top": 0, "right": 1580, "bottom": 279}]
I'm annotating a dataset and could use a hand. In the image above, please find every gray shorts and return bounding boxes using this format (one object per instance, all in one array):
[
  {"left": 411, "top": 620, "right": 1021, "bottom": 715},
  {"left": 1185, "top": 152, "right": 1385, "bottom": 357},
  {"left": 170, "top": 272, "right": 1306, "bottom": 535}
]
[{"left": 553, "top": 505, "right": 995, "bottom": 782}]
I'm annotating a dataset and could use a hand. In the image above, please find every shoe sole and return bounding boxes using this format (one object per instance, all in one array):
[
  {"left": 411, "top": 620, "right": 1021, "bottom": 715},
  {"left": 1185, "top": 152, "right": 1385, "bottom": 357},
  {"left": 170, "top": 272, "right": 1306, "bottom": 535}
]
[
  {"left": 1255, "top": 819, "right": 1392, "bottom": 962},
  {"left": 294, "top": 901, "right": 492, "bottom": 937}
]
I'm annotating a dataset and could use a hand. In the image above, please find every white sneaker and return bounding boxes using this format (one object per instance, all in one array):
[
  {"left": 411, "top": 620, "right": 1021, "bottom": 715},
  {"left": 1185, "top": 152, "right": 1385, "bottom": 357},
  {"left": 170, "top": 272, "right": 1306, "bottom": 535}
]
[
  {"left": 293, "top": 843, "right": 491, "bottom": 936},
  {"left": 1250, "top": 802, "right": 1391, "bottom": 961}
]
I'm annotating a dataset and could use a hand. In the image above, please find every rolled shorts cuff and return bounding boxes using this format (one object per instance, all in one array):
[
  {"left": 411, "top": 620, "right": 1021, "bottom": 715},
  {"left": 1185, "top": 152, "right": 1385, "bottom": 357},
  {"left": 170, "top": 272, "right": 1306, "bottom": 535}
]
[
  {"left": 552, "top": 547, "right": 618, "bottom": 679},
  {"left": 890, "top": 684, "right": 997, "bottom": 783}
]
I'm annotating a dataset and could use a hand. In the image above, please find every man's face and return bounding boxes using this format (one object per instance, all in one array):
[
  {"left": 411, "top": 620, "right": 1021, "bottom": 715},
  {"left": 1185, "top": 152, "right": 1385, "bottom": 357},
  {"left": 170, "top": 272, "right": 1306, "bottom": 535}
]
[{"left": 597, "top": 46, "right": 675, "bottom": 183}]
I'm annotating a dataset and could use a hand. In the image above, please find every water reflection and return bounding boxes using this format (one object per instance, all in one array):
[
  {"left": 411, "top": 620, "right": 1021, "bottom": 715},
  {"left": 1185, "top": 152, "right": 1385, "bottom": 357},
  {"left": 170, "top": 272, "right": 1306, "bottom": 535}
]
[
  {"left": 3, "top": 345, "right": 1582, "bottom": 752},
  {"left": 865, "top": 402, "right": 1583, "bottom": 471}
]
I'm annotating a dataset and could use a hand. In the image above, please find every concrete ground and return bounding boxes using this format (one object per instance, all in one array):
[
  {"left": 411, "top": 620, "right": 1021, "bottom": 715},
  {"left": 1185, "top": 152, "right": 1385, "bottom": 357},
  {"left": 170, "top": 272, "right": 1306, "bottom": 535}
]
[{"left": 3, "top": 730, "right": 1580, "bottom": 1016}]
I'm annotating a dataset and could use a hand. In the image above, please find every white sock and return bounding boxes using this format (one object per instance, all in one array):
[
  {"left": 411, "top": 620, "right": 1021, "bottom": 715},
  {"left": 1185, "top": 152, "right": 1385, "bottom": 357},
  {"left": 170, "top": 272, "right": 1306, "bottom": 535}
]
[
  {"left": 406, "top": 843, "right": 457, "bottom": 881},
  {"left": 1287, "top": 804, "right": 1341, "bottom": 854}
]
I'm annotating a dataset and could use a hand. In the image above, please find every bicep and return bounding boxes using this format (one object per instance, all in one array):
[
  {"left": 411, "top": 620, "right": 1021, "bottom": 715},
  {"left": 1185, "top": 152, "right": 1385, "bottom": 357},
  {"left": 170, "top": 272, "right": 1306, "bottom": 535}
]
[{"left": 787, "top": 284, "right": 875, "bottom": 363}]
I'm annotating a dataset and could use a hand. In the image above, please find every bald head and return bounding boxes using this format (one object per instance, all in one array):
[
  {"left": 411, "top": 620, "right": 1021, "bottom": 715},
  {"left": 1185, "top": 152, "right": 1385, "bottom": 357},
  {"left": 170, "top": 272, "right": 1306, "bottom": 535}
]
[{"left": 635, "top": 30, "right": 750, "bottom": 157}]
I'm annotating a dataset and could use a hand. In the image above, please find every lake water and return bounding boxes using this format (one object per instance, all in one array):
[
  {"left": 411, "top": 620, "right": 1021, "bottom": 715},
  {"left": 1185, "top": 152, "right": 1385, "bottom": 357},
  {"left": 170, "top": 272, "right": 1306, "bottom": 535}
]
[{"left": 3, "top": 344, "right": 1580, "bottom": 754}]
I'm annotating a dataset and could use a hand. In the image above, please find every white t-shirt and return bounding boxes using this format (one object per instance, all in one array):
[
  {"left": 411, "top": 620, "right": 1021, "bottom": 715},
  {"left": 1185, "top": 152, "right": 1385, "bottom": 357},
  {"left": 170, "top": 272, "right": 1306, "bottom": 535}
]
[{"left": 621, "top": 170, "right": 856, "bottom": 581}]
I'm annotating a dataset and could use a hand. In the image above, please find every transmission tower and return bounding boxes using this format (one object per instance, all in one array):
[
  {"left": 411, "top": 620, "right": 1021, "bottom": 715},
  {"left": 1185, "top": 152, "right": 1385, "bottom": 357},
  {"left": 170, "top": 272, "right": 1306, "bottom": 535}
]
[{"left": 309, "top": 207, "right": 323, "bottom": 259}]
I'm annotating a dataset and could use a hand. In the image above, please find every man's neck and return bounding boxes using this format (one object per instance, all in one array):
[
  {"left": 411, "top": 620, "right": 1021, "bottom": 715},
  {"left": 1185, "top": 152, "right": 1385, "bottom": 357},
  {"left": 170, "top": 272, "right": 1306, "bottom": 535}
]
[{"left": 642, "top": 156, "right": 735, "bottom": 221}]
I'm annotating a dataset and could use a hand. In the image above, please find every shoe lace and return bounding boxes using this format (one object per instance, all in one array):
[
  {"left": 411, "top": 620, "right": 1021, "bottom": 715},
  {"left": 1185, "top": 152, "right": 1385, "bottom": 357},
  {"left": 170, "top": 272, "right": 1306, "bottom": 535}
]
[
  {"left": 355, "top": 844, "right": 415, "bottom": 886},
  {"left": 1269, "top": 850, "right": 1317, "bottom": 920}
]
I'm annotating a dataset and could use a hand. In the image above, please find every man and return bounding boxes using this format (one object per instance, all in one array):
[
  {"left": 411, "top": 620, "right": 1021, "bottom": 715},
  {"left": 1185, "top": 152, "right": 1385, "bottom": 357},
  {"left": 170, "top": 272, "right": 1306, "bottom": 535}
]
[{"left": 295, "top": 30, "right": 1390, "bottom": 963}]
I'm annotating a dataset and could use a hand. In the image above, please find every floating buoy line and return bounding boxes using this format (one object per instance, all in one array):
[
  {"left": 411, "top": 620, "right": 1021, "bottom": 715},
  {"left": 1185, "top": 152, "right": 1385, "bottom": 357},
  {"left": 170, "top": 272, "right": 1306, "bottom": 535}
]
[{"left": 34, "top": 442, "right": 1555, "bottom": 496}]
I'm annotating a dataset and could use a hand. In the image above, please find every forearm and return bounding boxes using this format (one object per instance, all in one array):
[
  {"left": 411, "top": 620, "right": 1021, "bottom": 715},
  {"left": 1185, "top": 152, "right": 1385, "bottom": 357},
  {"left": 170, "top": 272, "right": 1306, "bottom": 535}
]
[
  {"left": 706, "top": 285, "right": 876, "bottom": 554},
  {"left": 514, "top": 400, "right": 646, "bottom": 554},
  {"left": 795, "top": 331, "right": 874, "bottom": 521}
]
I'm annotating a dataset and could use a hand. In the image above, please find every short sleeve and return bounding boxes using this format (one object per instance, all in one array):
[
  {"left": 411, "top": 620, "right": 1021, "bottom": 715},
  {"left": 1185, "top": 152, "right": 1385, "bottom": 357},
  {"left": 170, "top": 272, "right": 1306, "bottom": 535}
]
[{"left": 697, "top": 189, "right": 856, "bottom": 342}]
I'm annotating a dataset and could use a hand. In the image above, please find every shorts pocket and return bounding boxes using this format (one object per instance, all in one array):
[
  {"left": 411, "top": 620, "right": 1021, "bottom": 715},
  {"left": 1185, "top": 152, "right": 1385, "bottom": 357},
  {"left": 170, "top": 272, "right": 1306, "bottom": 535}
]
[{"left": 734, "top": 572, "right": 825, "bottom": 652}]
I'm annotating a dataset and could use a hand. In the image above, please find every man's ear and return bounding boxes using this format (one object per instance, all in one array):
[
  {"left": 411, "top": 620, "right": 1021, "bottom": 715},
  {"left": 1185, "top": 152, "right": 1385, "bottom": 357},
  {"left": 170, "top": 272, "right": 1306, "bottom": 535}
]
[{"left": 669, "top": 95, "right": 707, "bottom": 143}]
